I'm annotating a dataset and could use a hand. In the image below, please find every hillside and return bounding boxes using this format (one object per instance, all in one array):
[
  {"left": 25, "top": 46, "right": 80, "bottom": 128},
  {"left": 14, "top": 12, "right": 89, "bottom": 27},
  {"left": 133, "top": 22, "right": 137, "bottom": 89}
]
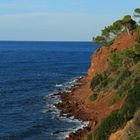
[
  {"left": 90, "top": 30, "right": 140, "bottom": 140},
  {"left": 87, "top": 31, "right": 137, "bottom": 79},
  {"left": 57, "top": 9, "right": 140, "bottom": 140},
  {"left": 57, "top": 29, "right": 140, "bottom": 140}
]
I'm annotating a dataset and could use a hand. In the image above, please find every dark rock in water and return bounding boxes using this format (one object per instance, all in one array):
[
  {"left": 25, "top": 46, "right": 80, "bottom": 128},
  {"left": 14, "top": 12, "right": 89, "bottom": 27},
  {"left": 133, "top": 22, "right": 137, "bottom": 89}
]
[
  {"left": 52, "top": 92, "right": 62, "bottom": 96},
  {"left": 53, "top": 130, "right": 65, "bottom": 135},
  {"left": 53, "top": 130, "right": 61, "bottom": 134},
  {"left": 47, "top": 109, "right": 52, "bottom": 113},
  {"left": 66, "top": 114, "right": 72, "bottom": 118}
]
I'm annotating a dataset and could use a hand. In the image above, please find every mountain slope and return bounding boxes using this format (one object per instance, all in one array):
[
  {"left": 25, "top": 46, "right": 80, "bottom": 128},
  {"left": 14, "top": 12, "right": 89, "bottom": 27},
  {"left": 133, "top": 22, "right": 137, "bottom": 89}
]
[{"left": 57, "top": 29, "right": 140, "bottom": 140}]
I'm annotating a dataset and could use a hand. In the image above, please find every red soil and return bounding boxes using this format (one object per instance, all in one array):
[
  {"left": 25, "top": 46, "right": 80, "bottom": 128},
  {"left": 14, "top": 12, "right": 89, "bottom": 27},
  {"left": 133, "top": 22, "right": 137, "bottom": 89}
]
[
  {"left": 87, "top": 31, "right": 137, "bottom": 79},
  {"left": 58, "top": 31, "right": 137, "bottom": 140}
]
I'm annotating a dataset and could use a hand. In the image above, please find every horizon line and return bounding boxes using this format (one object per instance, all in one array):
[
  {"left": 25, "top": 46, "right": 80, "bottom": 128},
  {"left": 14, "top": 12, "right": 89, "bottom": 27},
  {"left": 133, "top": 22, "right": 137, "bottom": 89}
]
[{"left": 0, "top": 40, "right": 92, "bottom": 43}]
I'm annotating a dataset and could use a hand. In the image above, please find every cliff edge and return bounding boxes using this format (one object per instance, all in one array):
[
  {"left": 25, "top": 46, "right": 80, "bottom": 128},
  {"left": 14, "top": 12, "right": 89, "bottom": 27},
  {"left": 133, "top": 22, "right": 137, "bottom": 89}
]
[
  {"left": 87, "top": 31, "right": 137, "bottom": 79},
  {"left": 57, "top": 10, "right": 140, "bottom": 140}
]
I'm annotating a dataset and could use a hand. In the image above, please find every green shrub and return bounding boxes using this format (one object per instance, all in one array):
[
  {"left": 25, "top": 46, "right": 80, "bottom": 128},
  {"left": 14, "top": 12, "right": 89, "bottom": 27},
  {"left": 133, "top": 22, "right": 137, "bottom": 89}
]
[
  {"left": 120, "top": 82, "right": 140, "bottom": 116},
  {"left": 90, "top": 72, "right": 113, "bottom": 93},
  {"left": 129, "top": 133, "right": 140, "bottom": 140},
  {"left": 87, "top": 132, "right": 93, "bottom": 140},
  {"left": 123, "top": 48, "right": 136, "bottom": 58},
  {"left": 135, "top": 43, "right": 140, "bottom": 56},
  {"left": 123, "top": 48, "right": 139, "bottom": 66},
  {"left": 114, "top": 69, "right": 131, "bottom": 89},
  {"left": 94, "top": 82, "right": 140, "bottom": 140},
  {"left": 109, "top": 91, "right": 124, "bottom": 106},
  {"left": 90, "top": 93, "right": 98, "bottom": 101},
  {"left": 90, "top": 74, "right": 105, "bottom": 90},
  {"left": 109, "top": 47, "right": 138, "bottom": 68},
  {"left": 109, "top": 52, "right": 123, "bottom": 67},
  {"left": 94, "top": 110, "right": 124, "bottom": 140},
  {"left": 134, "top": 41, "right": 140, "bottom": 62},
  {"left": 136, "top": 26, "right": 140, "bottom": 44},
  {"left": 100, "top": 77, "right": 113, "bottom": 89}
]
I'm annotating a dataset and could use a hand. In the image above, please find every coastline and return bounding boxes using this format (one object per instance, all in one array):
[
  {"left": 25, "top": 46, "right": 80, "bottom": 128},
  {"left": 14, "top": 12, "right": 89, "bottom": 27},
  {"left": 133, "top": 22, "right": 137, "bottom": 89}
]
[
  {"left": 43, "top": 76, "right": 90, "bottom": 140},
  {"left": 55, "top": 31, "right": 138, "bottom": 140},
  {"left": 56, "top": 76, "right": 97, "bottom": 140},
  {"left": 56, "top": 70, "right": 125, "bottom": 139}
]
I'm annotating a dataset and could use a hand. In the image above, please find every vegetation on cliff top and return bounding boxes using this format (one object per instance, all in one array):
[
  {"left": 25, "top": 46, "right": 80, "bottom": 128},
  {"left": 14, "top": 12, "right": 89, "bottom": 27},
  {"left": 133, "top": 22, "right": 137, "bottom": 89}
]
[
  {"left": 93, "top": 9, "right": 140, "bottom": 50},
  {"left": 88, "top": 8, "right": 140, "bottom": 140}
]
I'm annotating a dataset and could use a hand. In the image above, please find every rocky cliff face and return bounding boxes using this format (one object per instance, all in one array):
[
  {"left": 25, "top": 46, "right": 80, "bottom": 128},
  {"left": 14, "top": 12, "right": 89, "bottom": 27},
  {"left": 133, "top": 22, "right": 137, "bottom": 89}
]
[
  {"left": 87, "top": 30, "right": 140, "bottom": 140},
  {"left": 87, "top": 31, "right": 137, "bottom": 79},
  {"left": 59, "top": 30, "right": 139, "bottom": 140}
]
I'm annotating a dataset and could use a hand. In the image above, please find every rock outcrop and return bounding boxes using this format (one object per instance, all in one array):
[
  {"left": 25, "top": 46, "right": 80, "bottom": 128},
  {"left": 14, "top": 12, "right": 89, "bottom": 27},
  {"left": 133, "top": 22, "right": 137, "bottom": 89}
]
[
  {"left": 87, "top": 31, "right": 137, "bottom": 79},
  {"left": 58, "top": 30, "right": 139, "bottom": 140}
]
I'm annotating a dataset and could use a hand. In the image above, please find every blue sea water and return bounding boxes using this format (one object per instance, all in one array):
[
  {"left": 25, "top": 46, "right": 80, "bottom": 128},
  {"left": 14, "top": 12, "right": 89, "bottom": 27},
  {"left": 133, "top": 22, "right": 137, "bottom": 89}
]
[{"left": 0, "top": 41, "right": 98, "bottom": 140}]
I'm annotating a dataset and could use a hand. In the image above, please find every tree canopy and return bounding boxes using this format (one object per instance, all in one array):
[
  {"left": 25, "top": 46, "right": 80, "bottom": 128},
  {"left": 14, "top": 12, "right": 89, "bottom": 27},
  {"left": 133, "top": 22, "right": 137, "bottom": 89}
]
[
  {"left": 93, "top": 9, "right": 139, "bottom": 47},
  {"left": 134, "top": 8, "right": 140, "bottom": 17},
  {"left": 134, "top": 8, "right": 140, "bottom": 24}
]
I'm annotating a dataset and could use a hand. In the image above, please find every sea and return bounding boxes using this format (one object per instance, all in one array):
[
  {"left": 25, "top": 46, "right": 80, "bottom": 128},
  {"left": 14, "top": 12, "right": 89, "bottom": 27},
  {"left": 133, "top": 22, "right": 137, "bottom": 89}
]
[{"left": 0, "top": 41, "right": 98, "bottom": 140}]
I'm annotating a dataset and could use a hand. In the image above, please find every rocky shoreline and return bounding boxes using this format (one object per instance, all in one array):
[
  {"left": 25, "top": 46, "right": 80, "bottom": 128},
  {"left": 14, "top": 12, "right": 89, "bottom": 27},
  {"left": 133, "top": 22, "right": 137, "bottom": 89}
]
[
  {"left": 54, "top": 31, "right": 138, "bottom": 140},
  {"left": 56, "top": 77, "right": 98, "bottom": 140}
]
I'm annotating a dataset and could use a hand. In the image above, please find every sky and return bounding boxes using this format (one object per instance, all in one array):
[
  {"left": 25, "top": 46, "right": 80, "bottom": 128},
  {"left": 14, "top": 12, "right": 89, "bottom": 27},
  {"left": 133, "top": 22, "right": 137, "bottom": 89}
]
[{"left": 0, "top": 0, "right": 139, "bottom": 41}]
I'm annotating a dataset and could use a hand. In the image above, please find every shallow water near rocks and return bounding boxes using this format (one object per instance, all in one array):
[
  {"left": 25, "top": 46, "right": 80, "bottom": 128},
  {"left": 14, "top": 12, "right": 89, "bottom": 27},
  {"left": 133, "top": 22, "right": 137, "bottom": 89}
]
[{"left": 0, "top": 41, "right": 98, "bottom": 140}]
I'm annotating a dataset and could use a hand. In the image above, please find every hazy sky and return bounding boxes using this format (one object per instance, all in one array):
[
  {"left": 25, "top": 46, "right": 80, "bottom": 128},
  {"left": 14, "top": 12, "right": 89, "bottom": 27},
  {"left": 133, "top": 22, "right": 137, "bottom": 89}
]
[{"left": 0, "top": 0, "right": 139, "bottom": 41}]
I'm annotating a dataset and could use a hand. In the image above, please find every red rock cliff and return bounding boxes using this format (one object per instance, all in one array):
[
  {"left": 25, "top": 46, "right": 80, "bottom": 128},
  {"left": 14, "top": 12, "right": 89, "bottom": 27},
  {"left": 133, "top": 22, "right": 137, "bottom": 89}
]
[{"left": 87, "top": 31, "right": 137, "bottom": 79}]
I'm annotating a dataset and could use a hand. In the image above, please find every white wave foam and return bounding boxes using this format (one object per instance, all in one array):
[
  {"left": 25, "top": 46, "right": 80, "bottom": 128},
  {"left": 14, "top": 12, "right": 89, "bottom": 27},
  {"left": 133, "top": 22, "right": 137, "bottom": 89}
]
[
  {"left": 51, "top": 76, "right": 83, "bottom": 97},
  {"left": 55, "top": 120, "right": 89, "bottom": 140},
  {"left": 43, "top": 76, "right": 87, "bottom": 139},
  {"left": 63, "top": 120, "right": 89, "bottom": 139},
  {"left": 55, "top": 84, "right": 63, "bottom": 87}
]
